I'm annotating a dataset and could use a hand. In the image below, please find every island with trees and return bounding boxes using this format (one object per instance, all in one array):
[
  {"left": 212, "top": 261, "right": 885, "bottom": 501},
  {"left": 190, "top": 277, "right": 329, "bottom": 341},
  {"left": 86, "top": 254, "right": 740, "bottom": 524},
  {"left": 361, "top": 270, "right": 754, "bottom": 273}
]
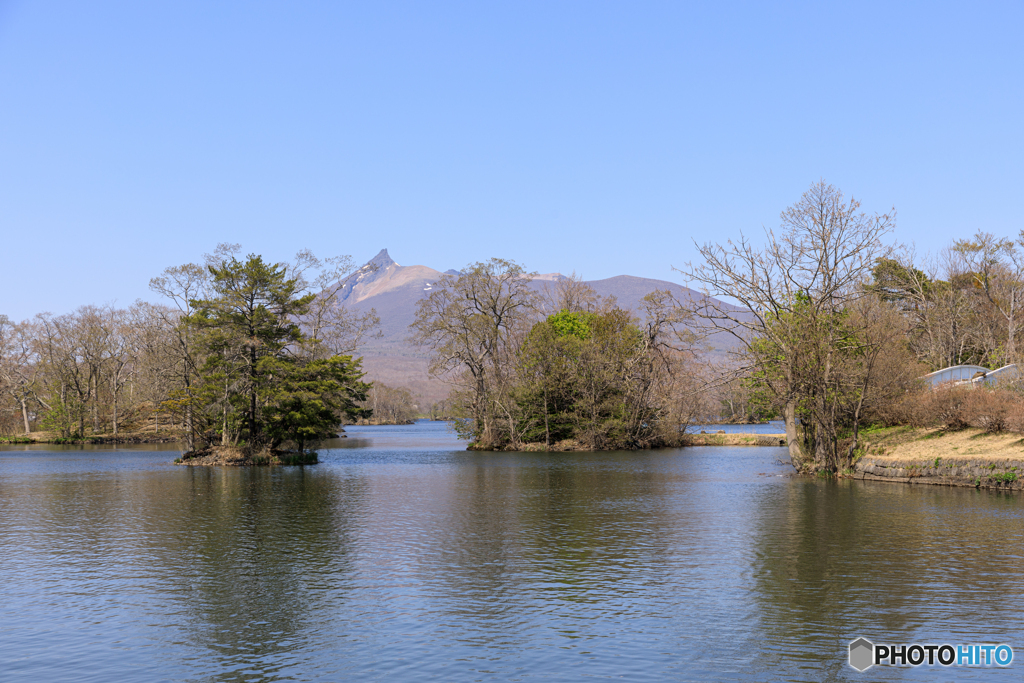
[{"left": 0, "top": 245, "right": 379, "bottom": 465}]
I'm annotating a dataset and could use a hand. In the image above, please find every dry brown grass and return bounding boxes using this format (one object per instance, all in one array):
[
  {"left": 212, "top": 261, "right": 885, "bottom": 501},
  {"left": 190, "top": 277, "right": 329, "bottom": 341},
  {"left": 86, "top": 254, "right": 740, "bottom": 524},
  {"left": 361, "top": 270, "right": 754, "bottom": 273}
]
[{"left": 863, "top": 427, "right": 1024, "bottom": 463}]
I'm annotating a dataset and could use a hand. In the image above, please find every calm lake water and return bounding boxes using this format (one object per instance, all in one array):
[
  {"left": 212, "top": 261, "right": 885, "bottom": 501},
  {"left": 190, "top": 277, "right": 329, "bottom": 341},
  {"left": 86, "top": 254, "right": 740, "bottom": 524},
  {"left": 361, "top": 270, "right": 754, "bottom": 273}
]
[{"left": 1, "top": 421, "right": 1021, "bottom": 682}]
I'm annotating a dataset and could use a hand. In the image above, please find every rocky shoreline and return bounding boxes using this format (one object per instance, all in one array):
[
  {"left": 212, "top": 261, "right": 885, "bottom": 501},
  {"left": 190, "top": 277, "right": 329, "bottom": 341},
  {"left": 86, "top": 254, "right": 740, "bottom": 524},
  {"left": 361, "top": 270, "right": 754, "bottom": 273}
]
[
  {"left": 175, "top": 445, "right": 318, "bottom": 466},
  {"left": 851, "top": 456, "right": 1023, "bottom": 490}
]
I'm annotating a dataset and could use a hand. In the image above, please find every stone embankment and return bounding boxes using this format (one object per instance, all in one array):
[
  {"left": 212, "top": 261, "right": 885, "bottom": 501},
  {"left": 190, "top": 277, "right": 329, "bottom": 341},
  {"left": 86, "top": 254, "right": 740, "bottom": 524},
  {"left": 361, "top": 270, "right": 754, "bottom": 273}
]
[
  {"left": 851, "top": 457, "right": 1023, "bottom": 490},
  {"left": 851, "top": 427, "right": 1024, "bottom": 491}
]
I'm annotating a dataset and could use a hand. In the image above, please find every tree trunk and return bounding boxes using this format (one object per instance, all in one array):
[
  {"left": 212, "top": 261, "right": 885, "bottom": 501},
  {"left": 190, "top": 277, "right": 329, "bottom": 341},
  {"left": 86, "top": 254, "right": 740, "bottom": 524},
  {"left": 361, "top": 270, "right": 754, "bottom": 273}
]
[
  {"left": 184, "top": 376, "right": 194, "bottom": 452},
  {"left": 846, "top": 385, "right": 867, "bottom": 469},
  {"left": 92, "top": 372, "right": 99, "bottom": 434},
  {"left": 475, "top": 370, "right": 490, "bottom": 445},
  {"left": 783, "top": 401, "right": 802, "bottom": 467},
  {"left": 249, "top": 343, "right": 258, "bottom": 439},
  {"left": 21, "top": 399, "right": 30, "bottom": 435},
  {"left": 543, "top": 388, "right": 550, "bottom": 446}
]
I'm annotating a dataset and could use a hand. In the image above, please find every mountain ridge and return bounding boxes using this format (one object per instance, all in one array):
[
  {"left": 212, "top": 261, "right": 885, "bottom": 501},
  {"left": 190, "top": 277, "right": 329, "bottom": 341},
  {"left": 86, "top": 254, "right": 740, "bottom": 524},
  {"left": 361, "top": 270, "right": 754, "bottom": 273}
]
[{"left": 341, "top": 250, "right": 736, "bottom": 404}]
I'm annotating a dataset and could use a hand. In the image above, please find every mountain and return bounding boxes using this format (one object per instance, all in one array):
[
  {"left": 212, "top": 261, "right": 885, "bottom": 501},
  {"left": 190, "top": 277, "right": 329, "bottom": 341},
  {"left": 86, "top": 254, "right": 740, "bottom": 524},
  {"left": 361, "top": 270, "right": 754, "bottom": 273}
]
[{"left": 342, "top": 250, "right": 738, "bottom": 404}]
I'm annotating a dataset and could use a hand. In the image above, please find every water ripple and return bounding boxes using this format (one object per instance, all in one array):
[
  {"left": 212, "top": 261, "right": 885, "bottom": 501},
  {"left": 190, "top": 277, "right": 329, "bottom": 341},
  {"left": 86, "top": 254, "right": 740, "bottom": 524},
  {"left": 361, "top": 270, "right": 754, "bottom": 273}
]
[{"left": 0, "top": 423, "right": 1021, "bottom": 681}]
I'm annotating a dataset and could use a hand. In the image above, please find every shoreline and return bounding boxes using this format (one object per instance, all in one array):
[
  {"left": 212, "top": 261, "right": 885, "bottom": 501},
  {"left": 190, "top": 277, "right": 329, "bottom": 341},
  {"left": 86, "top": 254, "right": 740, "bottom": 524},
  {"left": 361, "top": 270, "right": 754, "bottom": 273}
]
[
  {"left": 681, "top": 433, "right": 786, "bottom": 447},
  {"left": 175, "top": 445, "right": 318, "bottom": 467},
  {"left": 0, "top": 434, "right": 180, "bottom": 445},
  {"left": 469, "top": 432, "right": 788, "bottom": 452},
  {"left": 680, "top": 426, "right": 1023, "bottom": 491},
  {"left": 9, "top": 425, "right": 1022, "bottom": 491},
  {"left": 849, "top": 457, "right": 1023, "bottom": 490},
  {"left": 848, "top": 426, "right": 1023, "bottom": 491}
]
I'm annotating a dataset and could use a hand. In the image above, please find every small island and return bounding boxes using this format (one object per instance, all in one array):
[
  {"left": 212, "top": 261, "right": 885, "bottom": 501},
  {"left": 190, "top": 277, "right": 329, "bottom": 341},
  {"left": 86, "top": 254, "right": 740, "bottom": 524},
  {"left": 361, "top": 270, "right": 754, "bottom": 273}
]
[{"left": 164, "top": 253, "right": 371, "bottom": 465}]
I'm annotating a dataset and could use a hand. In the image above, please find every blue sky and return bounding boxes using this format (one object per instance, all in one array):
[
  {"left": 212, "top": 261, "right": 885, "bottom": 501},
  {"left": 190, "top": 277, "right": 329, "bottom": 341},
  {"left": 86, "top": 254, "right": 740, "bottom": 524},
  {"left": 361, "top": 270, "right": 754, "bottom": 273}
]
[{"left": 1, "top": 1, "right": 1021, "bottom": 320}]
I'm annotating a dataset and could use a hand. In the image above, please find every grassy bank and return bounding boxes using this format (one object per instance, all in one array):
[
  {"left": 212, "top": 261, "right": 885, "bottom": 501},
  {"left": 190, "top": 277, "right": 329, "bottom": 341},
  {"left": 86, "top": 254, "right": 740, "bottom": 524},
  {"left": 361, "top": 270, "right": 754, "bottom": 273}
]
[
  {"left": 681, "top": 433, "right": 786, "bottom": 447},
  {"left": 850, "top": 426, "right": 1024, "bottom": 490}
]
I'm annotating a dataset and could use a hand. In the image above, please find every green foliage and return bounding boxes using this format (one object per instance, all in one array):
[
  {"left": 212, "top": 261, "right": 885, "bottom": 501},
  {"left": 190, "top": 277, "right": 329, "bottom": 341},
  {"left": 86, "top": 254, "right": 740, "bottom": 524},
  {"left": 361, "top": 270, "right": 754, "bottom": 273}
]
[
  {"left": 547, "top": 310, "right": 596, "bottom": 340},
  {"left": 514, "top": 307, "right": 672, "bottom": 449},
  {"left": 868, "top": 258, "right": 932, "bottom": 305},
  {"left": 39, "top": 400, "right": 82, "bottom": 439},
  {"left": 991, "top": 471, "right": 1017, "bottom": 483},
  {"left": 263, "top": 355, "right": 369, "bottom": 451},
  {"left": 746, "top": 287, "right": 904, "bottom": 472},
  {"left": 182, "top": 253, "right": 369, "bottom": 453}
]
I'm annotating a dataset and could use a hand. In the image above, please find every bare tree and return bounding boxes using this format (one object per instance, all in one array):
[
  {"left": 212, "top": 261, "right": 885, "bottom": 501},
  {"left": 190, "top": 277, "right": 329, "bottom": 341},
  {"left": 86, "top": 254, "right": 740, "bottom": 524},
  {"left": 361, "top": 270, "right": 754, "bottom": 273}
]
[
  {"left": 149, "top": 263, "right": 211, "bottom": 450},
  {"left": 842, "top": 294, "right": 925, "bottom": 457},
  {"left": 104, "top": 308, "right": 135, "bottom": 436},
  {"left": 36, "top": 311, "right": 93, "bottom": 437},
  {"left": 542, "top": 272, "right": 601, "bottom": 314},
  {"left": 359, "top": 383, "right": 417, "bottom": 424},
  {"left": 0, "top": 317, "right": 43, "bottom": 434},
  {"left": 952, "top": 231, "right": 1024, "bottom": 364},
  {"left": 288, "top": 250, "right": 381, "bottom": 359},
  {"left": 677, "top": 180, "right": 896, "bottom": 470},
  {"left": 411, "top": 258, "right": 539, "bottom": 447}
]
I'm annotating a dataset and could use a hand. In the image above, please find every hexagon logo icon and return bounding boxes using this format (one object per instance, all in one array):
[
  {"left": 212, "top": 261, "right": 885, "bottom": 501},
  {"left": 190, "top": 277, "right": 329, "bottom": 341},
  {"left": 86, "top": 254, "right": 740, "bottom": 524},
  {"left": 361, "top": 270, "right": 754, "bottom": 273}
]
[{"left": 849, "top": 638, "right": 874, "bottom": 671}]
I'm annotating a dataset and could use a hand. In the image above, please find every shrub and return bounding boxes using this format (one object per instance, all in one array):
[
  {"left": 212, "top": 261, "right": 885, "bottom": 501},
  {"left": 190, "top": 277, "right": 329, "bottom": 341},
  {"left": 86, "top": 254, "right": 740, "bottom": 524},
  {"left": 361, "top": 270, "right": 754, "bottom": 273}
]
[
  {"left": 1005, "top": 402, "right": 1024, "bottom": 434},
  {"left": 878, "top": 385, "right": 1024, "bottom": 432},
  {"left": 963, "top": 390, "right": 1013, "bottom": 433},
  {"left": 871, "top": 384, "right": 959, "bottom": 428},
  {"left": 931, "top": 387, "right": 973, "bottom": 430}
]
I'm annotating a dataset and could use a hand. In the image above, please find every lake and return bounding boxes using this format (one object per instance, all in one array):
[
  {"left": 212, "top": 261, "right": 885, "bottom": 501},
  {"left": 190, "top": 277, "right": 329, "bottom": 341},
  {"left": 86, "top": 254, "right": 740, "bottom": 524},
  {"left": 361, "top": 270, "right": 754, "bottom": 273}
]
[{"left": 1, "top": 421, "right": 1021, "bottom": 681}]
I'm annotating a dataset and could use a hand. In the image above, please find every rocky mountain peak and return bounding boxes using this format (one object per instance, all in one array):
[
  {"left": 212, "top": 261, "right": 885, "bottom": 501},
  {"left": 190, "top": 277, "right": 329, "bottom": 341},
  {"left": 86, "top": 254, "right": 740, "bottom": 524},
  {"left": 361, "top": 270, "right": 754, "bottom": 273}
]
[
  {"left": 368, "top": 248, "right": 398, "bottom": 270},
  {"left": 335, "top": 248, "right": 400, "bottom": 302}
]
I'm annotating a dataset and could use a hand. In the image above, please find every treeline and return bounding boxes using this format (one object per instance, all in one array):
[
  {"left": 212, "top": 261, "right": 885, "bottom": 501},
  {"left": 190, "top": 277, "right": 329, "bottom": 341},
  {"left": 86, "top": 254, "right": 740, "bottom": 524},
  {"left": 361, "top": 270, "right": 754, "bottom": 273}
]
[
  {"left": 411, "top": 263, "right": 708, "bottom": 450},
  {"left": 681, "top": 180, "right": 1024, "bottom": 473},
  {"left": 0, "top": 304, "right": 173, "bottom": 438},
  {"left": 353, "top": 383, "right": 418, "bottom": 425},
  {"left": 0, "top": 245, "right": 379, "bottom": 453}
]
